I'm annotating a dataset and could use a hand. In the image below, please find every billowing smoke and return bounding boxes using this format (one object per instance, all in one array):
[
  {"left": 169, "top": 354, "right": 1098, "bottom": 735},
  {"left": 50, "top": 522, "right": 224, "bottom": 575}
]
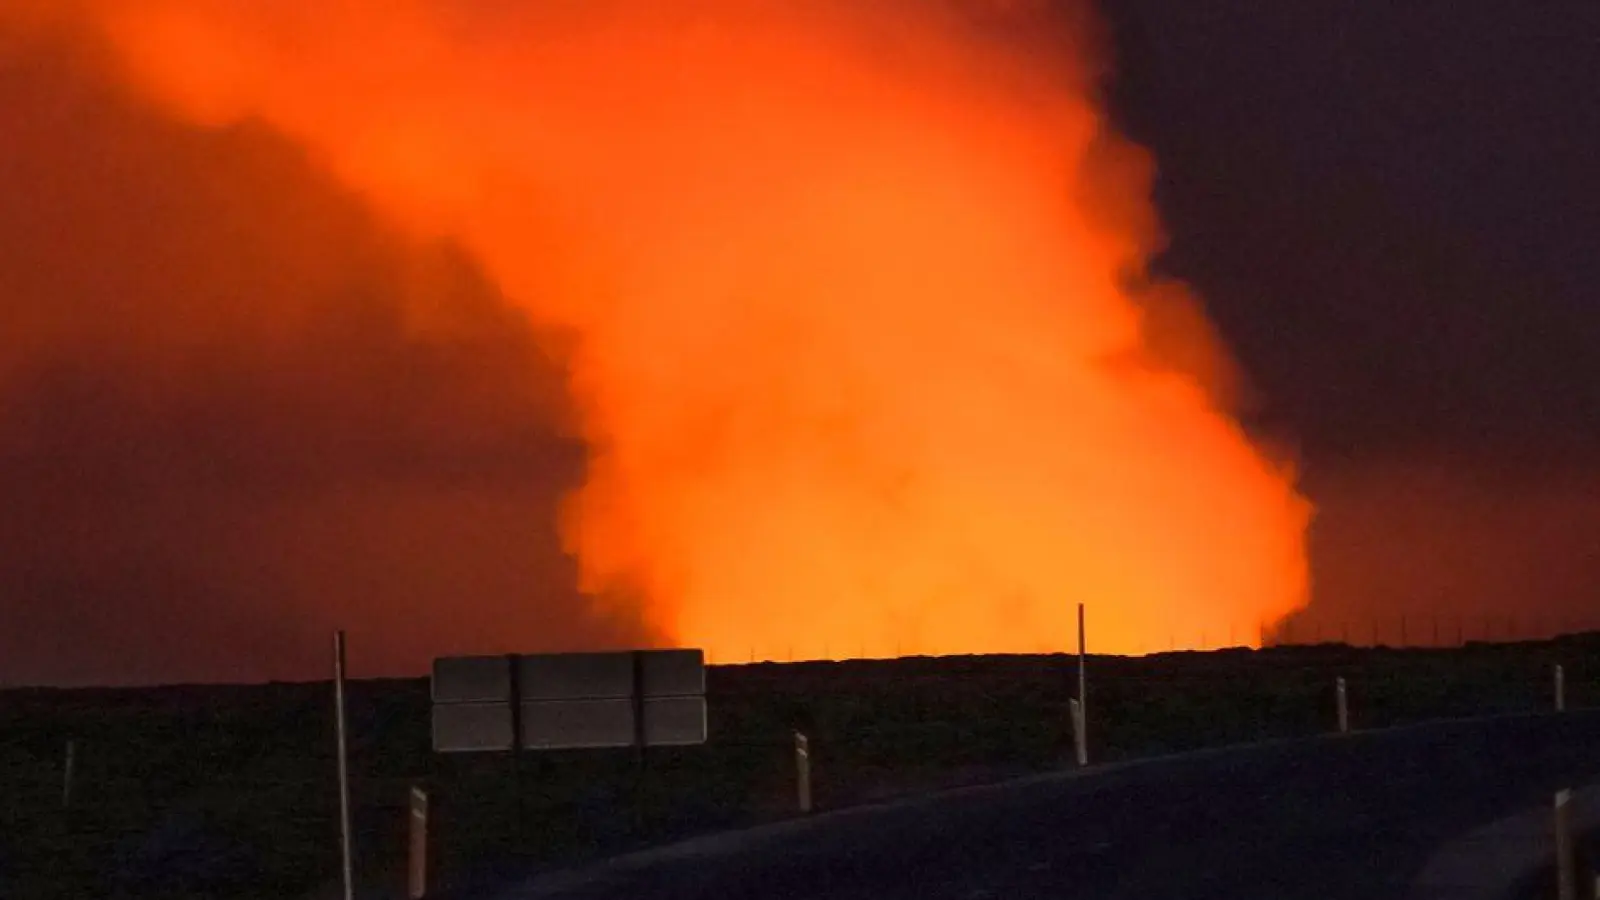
[
  {"left": 0, "top": 9, "right": 650, "bottom": 685},
  {"left": 6, "top": 0, "right": 1309, "bottom": 675}
]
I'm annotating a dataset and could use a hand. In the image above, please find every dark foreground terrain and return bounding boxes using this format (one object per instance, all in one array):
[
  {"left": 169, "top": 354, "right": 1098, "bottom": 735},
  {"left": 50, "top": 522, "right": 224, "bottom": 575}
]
[
  {"left": 2, "top": 636, "right": 1597, "bottom": 898},
  {"left": 499, "top": 710, "right": 1600, "bottom": 900}
]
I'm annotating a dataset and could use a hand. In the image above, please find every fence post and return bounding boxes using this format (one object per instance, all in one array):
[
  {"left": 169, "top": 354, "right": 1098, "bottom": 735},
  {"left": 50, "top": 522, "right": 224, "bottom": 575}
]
[
  {"left": 1336, "top": 677, "right": 1350, "bottom": 734},
  {"left": 1556, "top": 789, "right": 1575, "bottom": 900},
  {"left": 409, "top": 786, "right": 429, "bottom": 898},
  {"left": 795, "top": 731, "right": 812, "bottom": 814},
  {"left": 1556, "top": 665, "right": 1567, "bottom": 713}
]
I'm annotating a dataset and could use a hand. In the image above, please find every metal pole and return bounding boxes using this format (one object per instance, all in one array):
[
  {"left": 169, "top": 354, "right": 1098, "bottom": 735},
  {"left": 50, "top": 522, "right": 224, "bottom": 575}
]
[
  {"left": 1077, "top": 603, "right": 1088, "bottom": 765},
  {"left": 1556, "top": 664, "right": 1567, "bottom": 713},
  {"left": 1070, "top": 699, "right": 1087, "bottom": 767},
  {"left": 333, "top": 630, "right": 355, "bottom": 900}
]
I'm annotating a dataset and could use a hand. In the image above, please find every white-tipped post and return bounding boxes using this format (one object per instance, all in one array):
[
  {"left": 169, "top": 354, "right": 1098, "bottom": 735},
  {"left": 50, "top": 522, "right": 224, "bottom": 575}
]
[
  {"left": 795, "top": 731, "right": 812, "bottom": 814},
  {"left": 1336, "top": 677, "right": 1349, "bottom": 734}
]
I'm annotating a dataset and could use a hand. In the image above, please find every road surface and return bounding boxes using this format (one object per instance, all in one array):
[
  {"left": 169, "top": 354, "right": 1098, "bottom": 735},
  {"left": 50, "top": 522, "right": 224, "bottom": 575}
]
[{"left": 497, "top": 711, "right": 1600, "bottom": 900}]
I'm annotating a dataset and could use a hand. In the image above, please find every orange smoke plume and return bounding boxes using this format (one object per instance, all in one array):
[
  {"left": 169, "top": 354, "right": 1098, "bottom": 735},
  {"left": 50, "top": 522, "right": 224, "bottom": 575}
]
[{"left": 75, "top": 0, "right": 1309, "bottom": 658}]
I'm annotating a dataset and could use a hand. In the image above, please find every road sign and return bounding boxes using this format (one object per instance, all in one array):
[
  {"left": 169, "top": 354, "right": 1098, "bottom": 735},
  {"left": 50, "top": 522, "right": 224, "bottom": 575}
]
[{"left": 431, "top": 649, "right": 707, "bottom": 753}]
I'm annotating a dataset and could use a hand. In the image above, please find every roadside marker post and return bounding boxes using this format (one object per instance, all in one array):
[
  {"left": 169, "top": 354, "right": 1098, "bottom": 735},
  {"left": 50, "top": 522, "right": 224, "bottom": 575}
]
[
  {"left": 408, "top": 786, "right": 429, "bottom": 899},
  {"left": 1556, "top": 789, "right": 1575, "bottom": 900},
  {"left": 1556, "top": 664, "right": 1567, "bottom": 713},
  {"left": 795, "top": 731, "right": 812, "bottom": 814},
  {"left": 1336, "top": 677, "right": 1350, "bottom": 735}
]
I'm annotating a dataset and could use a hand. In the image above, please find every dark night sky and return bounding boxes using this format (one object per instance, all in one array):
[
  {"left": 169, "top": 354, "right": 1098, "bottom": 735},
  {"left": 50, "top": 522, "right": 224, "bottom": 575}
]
[
  {"left": 1108, "top": 2, "right": 1600, "bottom": 460},
  {"left": 1099, "top": 1, "right": 1600, "bottom": 637},
  {"left": 2, "top": 3, "right": 1598, "bottom": 684}
]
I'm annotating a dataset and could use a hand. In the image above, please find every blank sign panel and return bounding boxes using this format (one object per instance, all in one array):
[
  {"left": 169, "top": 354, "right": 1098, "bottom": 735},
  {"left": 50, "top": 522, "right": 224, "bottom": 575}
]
[
  {"left": 431, "top": 656, "right": 512, "bottom": 704},
  {"left": 516, "top": 653, "right": 635, "bottom": 702},
  {"left": 639, "top": 649, "right": 706, "bottom": 698},
  {"left": 432, "top": 702, "right": 514, "bottom": 753},
  {"left": 430, "top": 648, "right": 707, "bottom": 752},
  {"left": 518, "top": 696, "right": 708, "bottom": 749},
  {"left": 520, "top": 698, "right": 635, "bottom": 749}
]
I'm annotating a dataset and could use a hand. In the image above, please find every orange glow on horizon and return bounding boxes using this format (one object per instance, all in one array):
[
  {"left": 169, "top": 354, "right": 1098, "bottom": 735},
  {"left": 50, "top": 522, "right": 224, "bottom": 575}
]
[{"left": 77, "top": 0, "right": 1310, "bottom": 660}]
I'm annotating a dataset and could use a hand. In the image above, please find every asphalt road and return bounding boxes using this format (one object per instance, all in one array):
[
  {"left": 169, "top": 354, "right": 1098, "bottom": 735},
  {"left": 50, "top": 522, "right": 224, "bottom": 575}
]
[{"left": 499, "top": 710, "right": 1600, "bottom": 900}]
